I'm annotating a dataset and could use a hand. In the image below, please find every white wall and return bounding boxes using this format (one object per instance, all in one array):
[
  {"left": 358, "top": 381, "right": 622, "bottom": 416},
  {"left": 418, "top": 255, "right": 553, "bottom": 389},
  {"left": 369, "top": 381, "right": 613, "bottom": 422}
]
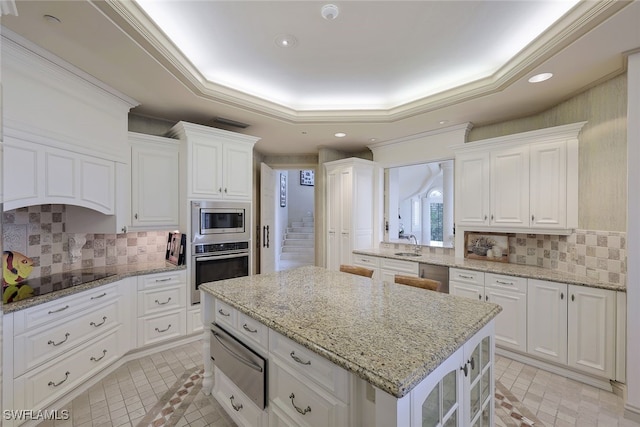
[
  {"left": 275, "top": 171, "right": 289, "bottom": 260},
  {"left": 287, "top": 170, "right": 315, "bottom": 222}
]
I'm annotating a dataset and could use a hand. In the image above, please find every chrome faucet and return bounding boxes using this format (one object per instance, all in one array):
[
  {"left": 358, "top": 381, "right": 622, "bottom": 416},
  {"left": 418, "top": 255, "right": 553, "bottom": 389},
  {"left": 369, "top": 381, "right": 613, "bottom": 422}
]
[{"left": 408, "top": 234, "right": 420, "bottom": 254}]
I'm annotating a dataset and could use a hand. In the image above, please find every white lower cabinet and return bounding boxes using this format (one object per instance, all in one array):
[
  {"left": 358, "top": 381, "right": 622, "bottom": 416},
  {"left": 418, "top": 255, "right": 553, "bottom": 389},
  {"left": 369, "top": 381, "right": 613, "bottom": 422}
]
[
  {"left": 449, "top": 268, "right": 485, "bottom": 302},
  {"left": 527, "top": 279, "right": 568, "bottom": 364},
  {"left": 213, "top": 367, "right": 268, "bottom": 427},
  {"left": 411, "top": 322, "right": 494, "bottom": 427},
  {"left": 380, "top": 258, "right": 419, "bottom": 284},
  {"left": 136, "top": 270, "right": 187, "bottom": 347},
  {"left": 484, "top": 274, "right": 527, "bottom": 353},
  {"left": 567, "top": 285, "right": 616, "bottom": 379},
  {"left": 352, "top": 254, "right": 381, "bottom": 280}
]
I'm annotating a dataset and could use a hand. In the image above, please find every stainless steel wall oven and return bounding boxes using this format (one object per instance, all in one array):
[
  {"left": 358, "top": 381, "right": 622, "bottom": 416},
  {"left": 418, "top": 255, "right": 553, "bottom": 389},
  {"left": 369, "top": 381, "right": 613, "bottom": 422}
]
[{"left": 191, "top": 241, "right": 249, "bottom": 305}]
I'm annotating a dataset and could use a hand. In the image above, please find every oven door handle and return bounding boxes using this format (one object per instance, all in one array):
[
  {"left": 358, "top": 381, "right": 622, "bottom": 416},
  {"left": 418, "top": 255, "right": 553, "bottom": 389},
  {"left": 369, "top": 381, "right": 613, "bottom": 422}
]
[
  {"left": 195, "top": 252, "right": 249, "bottom": 262},
  {"left": 211, "top": 331, "right": 264, "bottom": 373}
]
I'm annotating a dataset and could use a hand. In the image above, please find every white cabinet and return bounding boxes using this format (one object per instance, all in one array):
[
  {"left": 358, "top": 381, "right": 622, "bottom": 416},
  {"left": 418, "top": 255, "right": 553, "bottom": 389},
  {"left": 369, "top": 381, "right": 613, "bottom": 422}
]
[
  {"left": 168, "top": 121, "right": 259, "bottom": 201},
  {"left": 527, "top": 279, "right": 567, "bottom": 364},
  {"left": 325, "top": 158, "right": 378, "bottom": 271},
  {"left": 449, "top": 268, "right": 485, "bottom": 302},
  {"left": 411, "top": 322, "right": 494, "bottom": 427},
  {"left": 129, "top": 132, "right": 180, "bottom": 229},
  {"left": 3, "top": 139, "right": 117, "bottom": 214},
  {"left": 527, "top": 279, "right": 616, "bottom": 379},
  {"left": 380, "top": 257, "right": 419, "bottom": 284},
  {"left": 484, "top": 274, "right": 527, "bottom": 353},
  {"left": 567, "top": 285, "right": 616, "bottom": 379},
  {"left": 136, "top": 271, "right": 187, "bottom": 347},
  {"left": 453, "top": 122, "right": 584, "bottom": 235},
  {"left": 451, "top": 269, "right": 526, "bottom": 353}
]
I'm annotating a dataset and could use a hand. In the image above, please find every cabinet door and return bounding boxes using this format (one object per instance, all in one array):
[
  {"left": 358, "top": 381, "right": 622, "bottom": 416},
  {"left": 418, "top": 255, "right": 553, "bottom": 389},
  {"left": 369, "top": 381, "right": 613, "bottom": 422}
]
[
  {"left": 190, "top": 138, "right": 223, "bottom": 198},
  {"left": 411, "top": 346, "right": 463, "bottom": 427},
  {"left": 529, "top": 141, "right": 567, "bottom": 229},
  {"left": 131, "top": 144, "right": 179, "bottom": 227},
  {"left": 3, "top": 141, "right": 40, "bottom": 206},
  {"left": 455, "top": 152, "right": 490, "bottom": 226},
  {"left": 568, "top": 285, "right": 615, "bottom": 378},
  {"left": 44, "top": 150, "right": 76, "bottom": 201},
  {"left": 326, "top": 171, "right": 341, "bottom": 271},
  {"left": 450, "top": 282, "right": 484, "bottom": 302},
  {"left": 485, "top": 287, "right": 527, "bottom": 353},
  {"left": 77, "top": 156, "right": 115, "bottom": 214},
  {"left": 223, "top": 143, "right": 253, "bottom": 199},
  {"left": 339, "top": 169, "right": 353, "bottom": 265},
  {"left": 527, "top": 279, "right": 567, "bottom": 364},
  {"left": 464, "top": 327, "right": 493, "bottom": 427},
  {"left": 490, "top": 146, "right": 529, "bottom": 228}
]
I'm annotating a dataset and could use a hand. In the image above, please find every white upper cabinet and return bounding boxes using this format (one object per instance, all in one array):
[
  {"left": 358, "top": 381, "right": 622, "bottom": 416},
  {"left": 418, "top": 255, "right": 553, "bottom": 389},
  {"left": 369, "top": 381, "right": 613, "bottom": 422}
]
[
  {"left": 454, "top": 122, "right": 585, "bottom": 234},
  {"left": 168, "top": 122, "right": 259, "bottom": 201},
  {"left": 129, "top": 133, "right": 180, "bottom": 229}
]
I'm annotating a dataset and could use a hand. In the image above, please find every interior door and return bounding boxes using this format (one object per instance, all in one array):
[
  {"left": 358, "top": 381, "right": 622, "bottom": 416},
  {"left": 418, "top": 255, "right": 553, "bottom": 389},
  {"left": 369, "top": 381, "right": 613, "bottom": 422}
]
[{"left": 260, "top": 163, "right": 277, "bottom": 273}]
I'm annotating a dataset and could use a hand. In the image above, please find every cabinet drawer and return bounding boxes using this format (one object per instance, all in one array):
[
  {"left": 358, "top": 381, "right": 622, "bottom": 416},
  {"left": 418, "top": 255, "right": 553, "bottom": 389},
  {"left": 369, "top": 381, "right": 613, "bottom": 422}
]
[
  {"left": 12, "top": 282, "right": 120, "bottom": 335},
  {"left": 213, "top": 367, "right": 267, "bottom": 427},
  {"left": 14, "top": 327, "right": 122, "bottom": 412},
  {"left": 381, "top": 258, "right": 418, "bottom": 275},
  {"left": 269, "top": 359, "right": 349, "bottom": 427},
  {"left": 237, "top": 311, "right": 269, "bottom": 352},
  {"left": 215, "top": 299, "right": 237, "bottom": 330},
  {"left": 137, "top": 309, "right": 186, "bottom": 347},
  {"left": 269, "top": 330, "right": 349, "bottom": 402},
  {"left": 137, "top": 285, "right": 185, "bottom": 316},
  {"left": 352, "top": 254, "right": 380, "bottom": 268},
  {"left": 13, "top": 299, "right": 122, "bottom": 376},
  {"left": 485, "top": 273, "right": 527, "bottom": 294},
  {"left": 137, "top": 270, "right": 185, "bottom": 290},
  {"left": 449, "top": 268, "right": 484, "bottom": 286}
]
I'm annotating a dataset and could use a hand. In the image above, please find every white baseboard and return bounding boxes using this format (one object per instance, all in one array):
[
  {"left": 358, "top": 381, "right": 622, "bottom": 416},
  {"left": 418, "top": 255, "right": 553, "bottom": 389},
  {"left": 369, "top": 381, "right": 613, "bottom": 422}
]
[{"left": 624, "top": 403, "right": 640, "bottom": 423}]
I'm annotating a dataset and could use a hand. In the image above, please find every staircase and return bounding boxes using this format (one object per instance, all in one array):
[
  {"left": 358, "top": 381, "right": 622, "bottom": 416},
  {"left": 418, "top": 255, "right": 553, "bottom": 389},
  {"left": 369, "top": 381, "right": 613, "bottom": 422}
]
[{"left": 280, "top": 213, "right": 315, "bottom": 267}]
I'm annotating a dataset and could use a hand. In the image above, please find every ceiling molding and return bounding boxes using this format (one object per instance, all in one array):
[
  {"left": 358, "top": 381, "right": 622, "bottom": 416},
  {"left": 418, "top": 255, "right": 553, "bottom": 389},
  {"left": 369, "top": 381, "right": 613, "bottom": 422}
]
[{"left": 96, "top": 0, "right": 630, "bottom": 125}]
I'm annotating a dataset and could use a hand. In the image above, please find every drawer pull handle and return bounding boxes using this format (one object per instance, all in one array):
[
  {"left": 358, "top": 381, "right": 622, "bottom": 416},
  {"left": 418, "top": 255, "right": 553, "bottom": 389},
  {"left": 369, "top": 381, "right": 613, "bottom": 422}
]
[
  {"left": 242, "top": 324, "right": 258, "bottom": 333},
  {"left": 90, "top": 350, "right": 107, "bottom": 362},
  {"left": 230, "top": 395, "right": 243, "bottom": 412},
  {"left": 48, "top": 305, "right": 69, "bottom": 314},
  {"left": 289, "top": 393, "right": 311, "bottom": 415},
  {"left": 155, "top": 297, "right": 172, "bottom": 305},
  {"left": 155, "top": 324, "right": 172, "bottom": 333},
  {"left": 218, "top": 309, "right": 230, "bottom": 317},
  {"left": 459, "top": 275, "right": 474, "bottom": 279},
  {"left": 48, "top": 371, "right": 70, "bottom": 387},
  {"left": 91, "top": 292, "right": 107, "bottom": 300},
  {"left": 290, "top": 351, "right": 311, "bottom": 366},
  {"left": 496, "top": 280, "right": 514, "bottom": 286},
  {"left": 155, "top": 278, "right": 172, "bottom": 282},
  {"left": 48, "top": 332, "right": 70, "bottom": 346},
  {"left": 90, "top": 316, "right": 107, "bottom": 327}
]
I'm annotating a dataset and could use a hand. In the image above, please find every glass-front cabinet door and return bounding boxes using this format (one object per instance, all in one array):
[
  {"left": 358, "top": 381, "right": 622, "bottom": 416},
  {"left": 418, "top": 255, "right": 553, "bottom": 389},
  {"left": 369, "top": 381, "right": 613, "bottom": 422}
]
[{"left": 467, "top": 334, "right": 493, "bottom": 427}]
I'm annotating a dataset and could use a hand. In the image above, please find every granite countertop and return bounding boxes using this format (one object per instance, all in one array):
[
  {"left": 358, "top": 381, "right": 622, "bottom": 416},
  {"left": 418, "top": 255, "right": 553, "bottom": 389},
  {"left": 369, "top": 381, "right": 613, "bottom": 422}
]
[
  {"left": 354, "top": 248, "right": 625, "bottom": 292},
  {"left": 2, "top": 261, "right": 186, "bottom": 314},
  {"left": 200, "top": 265, "right": 502, "bottom": 398}
]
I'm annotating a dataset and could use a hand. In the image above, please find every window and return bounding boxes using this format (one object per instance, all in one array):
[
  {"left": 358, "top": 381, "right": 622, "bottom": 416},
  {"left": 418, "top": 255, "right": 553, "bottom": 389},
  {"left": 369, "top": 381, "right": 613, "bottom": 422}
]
[{"left": 430, "top": 202, "right": 444, "bottom": 241}]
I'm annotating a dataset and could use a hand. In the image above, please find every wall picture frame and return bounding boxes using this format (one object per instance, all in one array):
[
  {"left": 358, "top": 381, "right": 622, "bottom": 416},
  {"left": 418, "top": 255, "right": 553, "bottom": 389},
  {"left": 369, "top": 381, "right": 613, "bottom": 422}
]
[
  {"left": 300, "top": 170, "right": 314, "bottom": 186},
  {"left": 280, "top": 173, "right": 287, "bottom": 207},
  {"left": 464, "top": 232, "right": 509, "bottom": 263}
]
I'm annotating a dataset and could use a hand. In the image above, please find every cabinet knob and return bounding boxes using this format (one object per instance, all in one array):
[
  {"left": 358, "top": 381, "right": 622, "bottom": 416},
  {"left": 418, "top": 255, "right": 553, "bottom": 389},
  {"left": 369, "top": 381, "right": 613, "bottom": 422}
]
[
  {"left": 134, "top": 213, "right": 138, "bottom": 220},
  {"left": 561, "top": 292, "right": 564, "bottom": 300},
  {"left": 224, "top": 188, "right": 228, "bottom": 193},
  {"left": 484, "top": 215, "right": 488, "bottom": 221},
  {"left": 478, "top": 294, "right": 482, "bottom": 300},
  {"left": 491, "top": 214, "right": 494, "bottom": 220},
  {"left": 219, "top": 187, "right": 223, "bottom": 193},
  {"left": 121, "top": 226, "right": 127, "bottom": 233},
  {"left": 571, "top": 294, "right": 575, "bottom": 302},
  {"left": 532, "top": 214, "right": 535, "bottom": 221}
]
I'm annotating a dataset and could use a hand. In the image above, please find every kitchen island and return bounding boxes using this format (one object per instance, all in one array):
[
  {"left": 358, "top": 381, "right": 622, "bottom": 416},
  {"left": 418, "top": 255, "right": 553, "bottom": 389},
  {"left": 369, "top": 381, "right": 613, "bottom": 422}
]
[{"left": 200, "top": 266, "right": 501, "bottom": 427}]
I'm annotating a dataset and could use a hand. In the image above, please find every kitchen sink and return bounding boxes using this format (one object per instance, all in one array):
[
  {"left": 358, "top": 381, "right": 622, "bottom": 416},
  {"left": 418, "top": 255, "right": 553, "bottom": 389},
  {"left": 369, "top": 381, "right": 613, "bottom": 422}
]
[{"left": 394, "top": 252, "right": 422, "bottom": 257}]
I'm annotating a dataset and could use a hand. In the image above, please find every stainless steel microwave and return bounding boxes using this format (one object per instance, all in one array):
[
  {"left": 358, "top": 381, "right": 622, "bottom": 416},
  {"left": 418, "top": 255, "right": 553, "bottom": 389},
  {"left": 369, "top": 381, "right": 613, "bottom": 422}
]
[{"left": 191, "top": 201, "right": 250, "bottom": 243}]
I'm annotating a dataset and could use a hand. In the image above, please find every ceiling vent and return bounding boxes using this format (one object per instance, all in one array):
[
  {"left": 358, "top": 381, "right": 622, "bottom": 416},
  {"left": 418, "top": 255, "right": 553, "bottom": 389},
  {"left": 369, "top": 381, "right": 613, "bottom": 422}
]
[{"left": 211, "top": 116, "right": 250, "bottom": 129}]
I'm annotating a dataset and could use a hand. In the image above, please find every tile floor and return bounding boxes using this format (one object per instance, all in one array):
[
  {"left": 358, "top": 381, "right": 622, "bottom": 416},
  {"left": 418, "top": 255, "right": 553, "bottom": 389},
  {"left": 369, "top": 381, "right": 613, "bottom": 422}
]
[{"left": 36, "top": 341, "right": 639, "bottom": 427}]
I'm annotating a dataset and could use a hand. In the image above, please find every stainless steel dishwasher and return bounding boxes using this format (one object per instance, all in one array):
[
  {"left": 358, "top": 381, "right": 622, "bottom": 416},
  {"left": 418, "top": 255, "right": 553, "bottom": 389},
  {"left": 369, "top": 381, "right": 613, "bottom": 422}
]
[{"left": 419, "top": 263, "right": 450, "bottom": 293}]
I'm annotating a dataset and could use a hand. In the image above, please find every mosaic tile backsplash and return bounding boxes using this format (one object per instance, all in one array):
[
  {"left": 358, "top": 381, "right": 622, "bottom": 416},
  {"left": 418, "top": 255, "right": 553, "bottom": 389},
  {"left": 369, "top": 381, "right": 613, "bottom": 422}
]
[{"left": 2, "top": 205, "right": 172, "bottom": 279}]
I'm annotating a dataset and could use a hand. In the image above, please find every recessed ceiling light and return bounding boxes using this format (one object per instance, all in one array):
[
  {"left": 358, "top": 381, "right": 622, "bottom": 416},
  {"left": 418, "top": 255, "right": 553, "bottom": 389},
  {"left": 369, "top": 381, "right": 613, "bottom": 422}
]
[
  {"left": 528, "top": 72, "right": 553, "bottom": 83},
  {"left": 321, "top": 4, "right": 339, "bottom": 20},
  {"left": 369, "top": 138, "right": 377, "bottom": 142},
  {"left": 43, "top": 14, "right": 61, "bottom": 24},
  {"left": 334, "top": 132, "right": 346, "bottom": 138},
  {"left": 439, "top": 120, "right": 449, "bottom": 125},
  {"left": 275, "top": 34, "right": 298, "bottom": 48}
]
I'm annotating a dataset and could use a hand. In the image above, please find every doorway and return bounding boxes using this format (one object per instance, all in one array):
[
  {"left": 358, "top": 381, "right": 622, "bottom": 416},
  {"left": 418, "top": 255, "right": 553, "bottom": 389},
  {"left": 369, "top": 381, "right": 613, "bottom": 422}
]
[{"left": 260, "top": 165, "right": 316, "bottom": 273}]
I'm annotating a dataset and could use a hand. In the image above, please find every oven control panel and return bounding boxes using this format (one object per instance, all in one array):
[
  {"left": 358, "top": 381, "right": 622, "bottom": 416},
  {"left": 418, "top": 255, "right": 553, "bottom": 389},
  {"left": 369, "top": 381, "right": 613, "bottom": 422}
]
[{"left": 193, "top": 241, "right": 249, "bottom": 255}]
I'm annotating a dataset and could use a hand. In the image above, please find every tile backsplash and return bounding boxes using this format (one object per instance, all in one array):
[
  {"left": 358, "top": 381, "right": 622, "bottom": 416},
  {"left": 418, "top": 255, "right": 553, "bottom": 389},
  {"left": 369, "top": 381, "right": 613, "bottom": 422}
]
[{"left": 2, "top": 205, "right": 172, "bottom": 279}]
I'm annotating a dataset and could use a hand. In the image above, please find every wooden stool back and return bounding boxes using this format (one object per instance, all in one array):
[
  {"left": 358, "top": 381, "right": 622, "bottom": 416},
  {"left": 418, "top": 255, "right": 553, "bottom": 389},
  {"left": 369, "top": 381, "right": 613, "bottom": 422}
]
[
  {"left": 394, "top": 275, "right": 440, "bottom": 291},
  {"left": 339, "top": 264, "right": 374, "bottom": 278}
]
